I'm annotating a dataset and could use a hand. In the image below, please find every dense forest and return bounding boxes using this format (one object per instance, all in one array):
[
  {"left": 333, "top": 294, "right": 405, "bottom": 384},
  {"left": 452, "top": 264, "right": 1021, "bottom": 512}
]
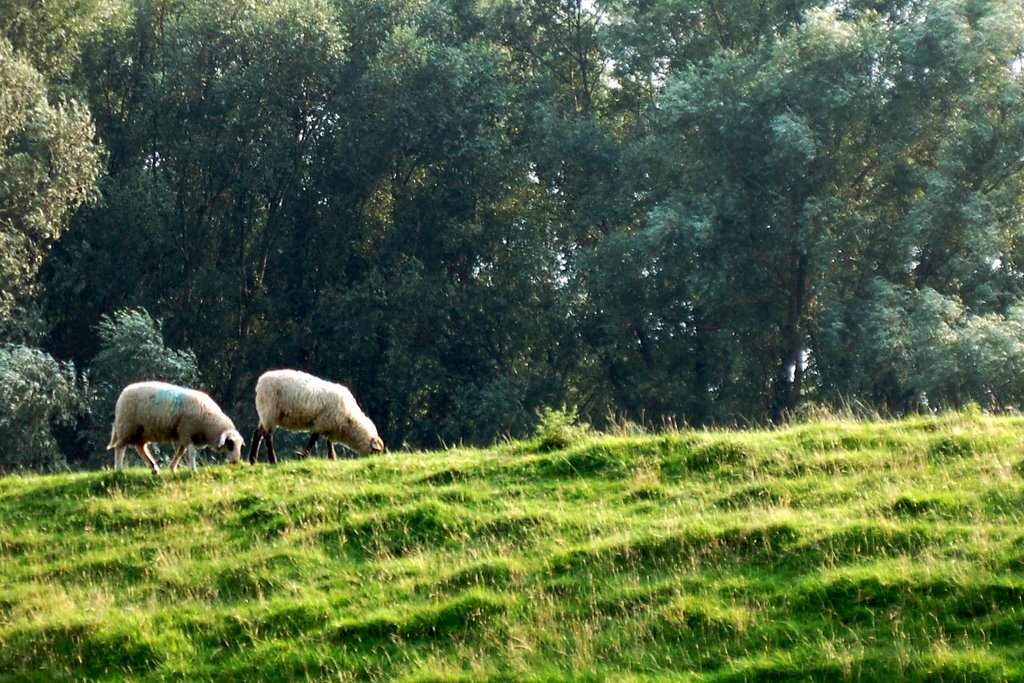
[{"left": 2, "top": 0, "right": 1024, "bottom": 469}]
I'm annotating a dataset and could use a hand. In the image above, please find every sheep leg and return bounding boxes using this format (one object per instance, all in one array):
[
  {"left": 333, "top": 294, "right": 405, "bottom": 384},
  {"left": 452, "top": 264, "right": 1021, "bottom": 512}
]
[
  {"left": 137, "top": 443, "right": 160, "bottom": 474},
  {"left": 264, "top": 429, "right": 278, "bottom": 464},
  {"left": 327, "top": 441, "right": 337, "bottom": 460},
  {"left": 188, "top": 445, "right": 197, "bottom": 472},
  {"left": 249, "top": 426, "right": 265, "bottom": 464},
  {"left": 169, "top": 444, "right": 189, "bottom": 473},
  {"left": 302, "top": 432, "right": 319, "bottom": 458},
  {"left": 114, "top": 446, "right": 126, "bottom": 470}
]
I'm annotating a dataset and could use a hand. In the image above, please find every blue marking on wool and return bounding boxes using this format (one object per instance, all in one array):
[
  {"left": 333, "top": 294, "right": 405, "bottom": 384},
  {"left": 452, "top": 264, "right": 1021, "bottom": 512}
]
[{"left": 155, "top": 387, "right": 188, "bottom": 408}]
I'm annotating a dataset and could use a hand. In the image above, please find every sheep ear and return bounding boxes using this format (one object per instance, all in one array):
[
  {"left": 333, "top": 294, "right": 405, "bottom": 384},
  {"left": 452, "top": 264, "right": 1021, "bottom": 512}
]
[{"left": 219, "top": 432, "right": 229, "bottom": 448}]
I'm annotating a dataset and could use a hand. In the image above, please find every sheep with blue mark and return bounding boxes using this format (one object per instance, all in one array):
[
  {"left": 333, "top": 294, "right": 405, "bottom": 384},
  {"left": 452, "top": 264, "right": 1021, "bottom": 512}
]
[
  {"left": 249, "top": 369, "right": 384, "bottom": 464},
  {"left": 107, "top": 381, "right": 245, "bottom": 474}
]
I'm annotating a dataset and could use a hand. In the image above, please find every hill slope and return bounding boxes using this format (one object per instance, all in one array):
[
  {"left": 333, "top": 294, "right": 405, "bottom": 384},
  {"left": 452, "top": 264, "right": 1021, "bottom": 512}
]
[{"left": 2, "top": 414, "right": 1024, "bottom": 681}]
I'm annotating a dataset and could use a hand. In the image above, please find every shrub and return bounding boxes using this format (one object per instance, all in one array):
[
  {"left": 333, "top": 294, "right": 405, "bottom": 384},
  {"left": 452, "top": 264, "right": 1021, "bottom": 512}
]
[
  {"left": 534, "top": 405, "right": 590, "bottom": 451},
  {"left": 0, "top": 345, "right": 90, "bottom": 472}
]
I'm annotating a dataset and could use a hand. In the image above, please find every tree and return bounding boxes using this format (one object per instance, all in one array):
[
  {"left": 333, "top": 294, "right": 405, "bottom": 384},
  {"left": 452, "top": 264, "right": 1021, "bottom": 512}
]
[
  {"left": 0, "top": 36, "right": 101, "bottom": 343},
  {"left": 321, "top": 0, "right": 573, "bottom": 446},
  {"left": 44, "top": 0, "right": 349, "bottom": 408},
  {"left": 627, "top": 0, "right": 1024, "bottom": 421},
  {"left": 812, "top": 0, "right": 1024, "bottom": 411},
  {"left": 17, "top": 0, "right": 1024, "bottom": 460},
  {"left": 0, "top": 0, "right": 122, "bottom": 82},
  {"left": 46, "top": 0, "right": 582, "bottom": 448}
]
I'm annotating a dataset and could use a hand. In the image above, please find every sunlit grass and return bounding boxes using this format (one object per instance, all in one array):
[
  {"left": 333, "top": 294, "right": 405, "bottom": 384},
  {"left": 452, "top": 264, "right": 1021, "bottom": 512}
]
[{"left": 2, "top": 411, "right": 1024, "bottom": 680}]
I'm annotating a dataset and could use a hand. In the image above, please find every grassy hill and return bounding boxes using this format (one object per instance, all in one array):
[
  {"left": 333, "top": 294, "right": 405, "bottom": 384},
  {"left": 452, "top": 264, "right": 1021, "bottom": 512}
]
[{"left": 3, "top": 412, "right": 1024, "bottom": 681}]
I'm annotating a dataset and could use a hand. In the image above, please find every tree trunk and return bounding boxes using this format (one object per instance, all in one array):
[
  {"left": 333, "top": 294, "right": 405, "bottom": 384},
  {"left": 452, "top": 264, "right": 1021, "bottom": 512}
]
[
  {"left": 772, "top": 249, "right": 808, "bottom": 422},
  {"left": 691, "top": 307, "right": 713, "bottom": 426}
]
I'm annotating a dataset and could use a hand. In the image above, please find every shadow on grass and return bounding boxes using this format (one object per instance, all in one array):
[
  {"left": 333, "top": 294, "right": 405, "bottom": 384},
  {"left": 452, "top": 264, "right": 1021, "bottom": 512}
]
[
  {"left": 0, "top": 620, "right": 164, "bottom": 678},
  {"left": 333, "top": 589, "right": 510, "bottom": 644}
]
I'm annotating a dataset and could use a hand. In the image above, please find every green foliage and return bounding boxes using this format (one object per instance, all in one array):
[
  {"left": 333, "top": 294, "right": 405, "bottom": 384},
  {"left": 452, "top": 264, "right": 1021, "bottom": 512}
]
[
  {"left": 91, "top": 308, "right": 199, "bottom": 389},
  {"left": 819, "top": 283, "right": 1024, "bottom": 412},
  {"left": 0, "top": 345, "right": 90, "bottom": 472},
  {"left": 533, "top": 405, "right": 590, "bottom": 451},
  {"left": 0, "top": 36, "right": 101, "bottom": 342},
  {"left": 0, "top": 0, "right": 122, "bottom": 80},
  {"left": 3, "top": 0, "right": 1024, "bottom": 454},
  {"left": 2, "top": 416, "right": 1024, "bottom": 678}
]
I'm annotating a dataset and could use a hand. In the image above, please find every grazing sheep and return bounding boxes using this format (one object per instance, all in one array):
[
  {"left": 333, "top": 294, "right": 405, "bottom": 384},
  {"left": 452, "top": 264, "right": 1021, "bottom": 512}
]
[
  {"left": 249, "top": 369, "right": 384, "bottom": 464},
  {"left": 107, "top": 381, "right": 245, "bottom": 474}
]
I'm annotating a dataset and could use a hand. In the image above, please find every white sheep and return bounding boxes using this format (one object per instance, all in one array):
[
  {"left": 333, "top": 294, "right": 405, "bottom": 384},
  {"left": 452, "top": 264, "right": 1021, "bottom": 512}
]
[
  {"left": 249, "top": 369, "right": 384, "bottom": 463},
  {"left": 107, "top": 381, "right": 245, "bottom": 474}
]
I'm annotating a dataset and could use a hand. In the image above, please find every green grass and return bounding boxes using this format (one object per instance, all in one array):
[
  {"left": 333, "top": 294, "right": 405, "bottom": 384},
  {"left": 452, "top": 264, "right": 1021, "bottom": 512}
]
[{"left": 3, "top": 412, "right": 1024, "bottom": 681}]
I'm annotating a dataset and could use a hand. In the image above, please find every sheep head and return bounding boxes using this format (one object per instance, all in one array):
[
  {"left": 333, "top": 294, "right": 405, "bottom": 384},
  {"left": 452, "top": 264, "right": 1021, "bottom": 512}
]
[{"left": 218, "top": 429, "right": 245, "bottom": 463}]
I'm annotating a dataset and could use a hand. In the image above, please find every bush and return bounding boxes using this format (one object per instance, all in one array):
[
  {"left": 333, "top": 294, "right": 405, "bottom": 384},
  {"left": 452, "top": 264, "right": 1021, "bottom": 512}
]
[
  {"left": 0, "top": 345, "right": 90, "bottom": 472},
  {"left": 534, "top": 405, "right": 590, "bottom": 451}
]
